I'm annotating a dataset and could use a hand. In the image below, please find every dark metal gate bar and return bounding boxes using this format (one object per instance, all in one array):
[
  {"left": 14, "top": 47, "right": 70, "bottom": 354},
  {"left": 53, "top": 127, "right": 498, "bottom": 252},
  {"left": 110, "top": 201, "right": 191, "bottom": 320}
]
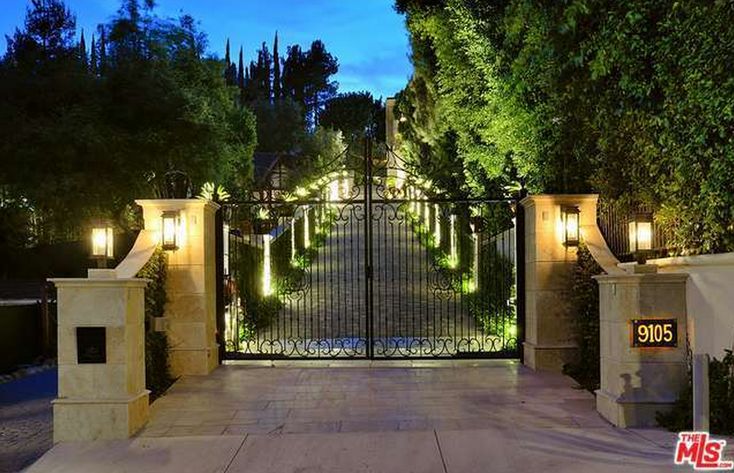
[{"left": 218, "top": 141, "right": 521, "bottom": 359}]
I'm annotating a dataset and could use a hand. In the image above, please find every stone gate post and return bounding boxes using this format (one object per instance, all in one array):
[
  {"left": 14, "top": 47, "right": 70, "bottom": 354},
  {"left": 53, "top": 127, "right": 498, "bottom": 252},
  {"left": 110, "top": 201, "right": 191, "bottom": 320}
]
[
  {"left": 520, "top": 194, "right": 598, "bottom": 371},
  {"left": 51, "top": 275, "right": 149, "bottom": 441},
  {"left": 136, "top": 199, "right": 220, "bottom": 377}
]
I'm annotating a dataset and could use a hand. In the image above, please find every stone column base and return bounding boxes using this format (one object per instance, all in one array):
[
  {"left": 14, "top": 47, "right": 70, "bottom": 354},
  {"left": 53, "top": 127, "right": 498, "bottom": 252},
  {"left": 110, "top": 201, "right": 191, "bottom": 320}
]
[
  {"left": 170, "top": 344, "right": 218, "bottom": 376},
  {"left": 53, "top": 391, "right": 150, "bottom": 442},
  {"left": 595, "top": 389, "right": 674, "bottom": 428},
  {"left": 523, "top": 342, "right": 577, "bottom": 371}
]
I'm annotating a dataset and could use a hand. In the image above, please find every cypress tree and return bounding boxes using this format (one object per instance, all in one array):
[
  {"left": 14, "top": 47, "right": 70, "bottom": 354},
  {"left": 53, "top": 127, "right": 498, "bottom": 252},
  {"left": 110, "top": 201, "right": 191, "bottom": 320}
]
[
  {"left": 78, "top": 29, "right": 88, "bottom": 69},
  {"left": 262, "top": 42, "right": 272, "bottom": 101},
  {"left": 97, "top": 25, "right": 107, "bottom": 76},
  {"left": 90, "top": 34, "right": 97, "bottom": 75},
  {"left": 273, "top": 31, "right": 281, "bottom": 100},
  {"left": 224, "top": 38, "right": 236, "bottom": 86},
  {"left": 238, "top": 46, "right": 245, "bottom": 103}
]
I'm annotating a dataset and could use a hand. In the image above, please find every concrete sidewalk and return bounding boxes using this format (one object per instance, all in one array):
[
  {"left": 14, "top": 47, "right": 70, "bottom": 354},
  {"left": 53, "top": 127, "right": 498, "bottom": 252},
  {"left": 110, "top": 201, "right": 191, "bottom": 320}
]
[{"left": 24, "top": 361, "right": 684, "bottom": 472}]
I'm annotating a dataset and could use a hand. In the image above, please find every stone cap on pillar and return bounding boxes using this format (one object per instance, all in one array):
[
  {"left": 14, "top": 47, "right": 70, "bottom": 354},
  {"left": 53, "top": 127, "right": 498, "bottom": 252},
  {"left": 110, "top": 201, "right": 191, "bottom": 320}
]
[
  {"left": 49, "top": 277, "right": 150, "bottom": 288},
  {"left": 593, "top": 272, "right": 689, "bottom": 285},
  {"left": 135, "top": 199, "right": 220, "bottom": 214}
]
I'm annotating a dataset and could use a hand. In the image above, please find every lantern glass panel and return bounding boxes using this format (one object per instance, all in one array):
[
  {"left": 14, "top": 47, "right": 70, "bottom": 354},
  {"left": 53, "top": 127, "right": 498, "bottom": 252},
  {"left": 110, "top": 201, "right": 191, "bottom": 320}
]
[
  {"left": 161, "top": 212, "right": 179, "bottom": 250},
  {"left": 562, "top": 206, "right": 580, "bottom": 246},
  {"left": 91, "top": 226, "right": 114, "bottom": 258}
]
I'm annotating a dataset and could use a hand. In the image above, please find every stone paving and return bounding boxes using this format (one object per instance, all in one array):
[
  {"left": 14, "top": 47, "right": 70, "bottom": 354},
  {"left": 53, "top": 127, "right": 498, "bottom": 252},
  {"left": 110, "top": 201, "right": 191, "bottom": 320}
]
[{"left": 25, "top": 361, "right": 691, "bottom": 472}]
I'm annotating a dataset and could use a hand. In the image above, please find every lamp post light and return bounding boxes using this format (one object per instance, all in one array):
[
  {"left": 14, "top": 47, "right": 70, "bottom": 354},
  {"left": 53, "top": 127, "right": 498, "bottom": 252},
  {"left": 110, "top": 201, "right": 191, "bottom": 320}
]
[
  {"left": 303, "top": 206, "right": 311, "bottom": 249},
  {"left": 290, "top": 217, "right": 297, "bottom": 266},
  {"left": 434, "top": 204, "right": 441, "bottom": 246},
  {"left": 629, "top": 212, "right": 653, "bottom": 264},
  {"left": 91, "top": 221, "right": 114, "bottom": 268},
  {"left": 262, "top": 234, "right": 273, "bottom": 297},
  {"left": 469, "top": 217, "right": 483, "bottom": 293},
  {"left": 161, "top": 210, "right": 180, "bottom": 250},
  {"left": 561, "top": 206, "right": 580, "bottom": 247},
  {"left": 449, "top": 211, "right": 458, "bottom": 269}
]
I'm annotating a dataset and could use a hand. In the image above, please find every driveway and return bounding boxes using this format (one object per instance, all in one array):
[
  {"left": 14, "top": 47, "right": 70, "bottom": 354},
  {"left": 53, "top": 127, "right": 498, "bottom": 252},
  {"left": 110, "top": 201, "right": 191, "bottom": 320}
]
[{"left": 25, "top": 361, "right": 684, "bottom": 472}]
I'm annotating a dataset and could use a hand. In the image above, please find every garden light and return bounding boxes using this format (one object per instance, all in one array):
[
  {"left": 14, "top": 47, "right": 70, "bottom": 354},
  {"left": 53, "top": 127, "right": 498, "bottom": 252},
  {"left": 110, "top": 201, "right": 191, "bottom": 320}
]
[
  {"left": 561, "top": 206, "right": 580, "bottom": 247},
  {"left": 449, "top": 213, "right": 458, "bottom": 268},
  {"left": 262, "top": 234, "right": 273, "bottom": 297},
  {"left": 434, "top": 204, "right": 441, "bottom": 245},
  {"left": 303, "top": 206, "right": 311, "bottom": 248},
  {"left": 290, "top": 217, "right": 296, "bottom": 265}
]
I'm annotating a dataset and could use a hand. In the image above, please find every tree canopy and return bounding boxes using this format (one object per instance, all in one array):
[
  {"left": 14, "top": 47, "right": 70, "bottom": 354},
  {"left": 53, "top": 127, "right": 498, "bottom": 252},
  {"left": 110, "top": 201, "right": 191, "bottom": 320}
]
[
  {"left": 319, "top": 91, "right": 385, "bottom": 142},
  {"left": 0, "top": 0, "right": 256, "bottom": 244},
  {"left": 395, "top": 0, "right": 734, "bottom": 253}
]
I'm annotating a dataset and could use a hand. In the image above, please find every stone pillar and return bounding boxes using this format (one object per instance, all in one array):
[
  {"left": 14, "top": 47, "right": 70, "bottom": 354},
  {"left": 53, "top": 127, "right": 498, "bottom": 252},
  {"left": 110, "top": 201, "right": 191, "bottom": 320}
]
[
  {"left": 594, "top": 271, "right": 688, "bottom": 427},
  {"left": 521, "top": 194, "right": 598, "bottom": 371},
  {"left": 51, "top": 276, "right": 149, "bottom": 441},
  {"left": 136, "top": 199, "right": 220, "bottom": 376}
]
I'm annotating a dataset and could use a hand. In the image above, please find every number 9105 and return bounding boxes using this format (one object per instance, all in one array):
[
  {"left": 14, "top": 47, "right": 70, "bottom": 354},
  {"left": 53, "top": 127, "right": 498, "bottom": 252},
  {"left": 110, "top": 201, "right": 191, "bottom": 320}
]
[{"left": 631, "top": 319, "right": 677, "bottom": 347}]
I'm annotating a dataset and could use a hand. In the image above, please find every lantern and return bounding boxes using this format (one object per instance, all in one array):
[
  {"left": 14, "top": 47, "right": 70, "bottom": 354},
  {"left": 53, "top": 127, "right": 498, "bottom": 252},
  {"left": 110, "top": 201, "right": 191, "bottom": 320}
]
[
  {"left": 561, "top": 206, "right": 580, "bottom": 247},
  {"left": 161, "top": 210, "right": 180, "bottom": 250},
  {"left": 91, "top": 222, "right": 114, "bottom": 267},
  {"left": 629, "top": 212, "right": 653, "bottom": 254}
]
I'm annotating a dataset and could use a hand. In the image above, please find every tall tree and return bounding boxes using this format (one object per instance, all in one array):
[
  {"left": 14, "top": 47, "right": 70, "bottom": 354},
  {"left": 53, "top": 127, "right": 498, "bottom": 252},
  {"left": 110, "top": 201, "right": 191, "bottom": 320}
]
[
  {"left": 303, "top": 40, "right": 338, "bottom": 127},
  {"left": 224, "top": 38, "right": 237, "bottom": 86},
  {"left": 78, "top": 28, "right": 87, "bottom": 68},
  {"left": 237, "top": 46, "right": 245, "bottom": 99},
  {"left": 89, "top": 33, "right": 96, "bottom": 74},
  {"left": 96, "top": 25, "right": 107, "bottom": 75},
  {"left": 272, "top": 31, "right": 281, "bottom": 100},
  {"left": 320, "top": 92, "right": 384, "bottom": 141}
]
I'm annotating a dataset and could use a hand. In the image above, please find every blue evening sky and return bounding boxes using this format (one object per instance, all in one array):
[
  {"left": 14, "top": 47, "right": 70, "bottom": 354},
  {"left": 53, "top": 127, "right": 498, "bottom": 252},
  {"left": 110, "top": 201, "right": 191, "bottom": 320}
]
[{"left": 0, "top": 0, "right": 412, "bottom": 99}]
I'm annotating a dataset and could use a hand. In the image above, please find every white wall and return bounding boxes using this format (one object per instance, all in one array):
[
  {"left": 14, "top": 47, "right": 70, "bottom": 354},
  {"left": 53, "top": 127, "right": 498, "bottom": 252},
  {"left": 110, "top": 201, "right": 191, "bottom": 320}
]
[{"left": 646, "top": 253, "right": 734, "bottom": 358}]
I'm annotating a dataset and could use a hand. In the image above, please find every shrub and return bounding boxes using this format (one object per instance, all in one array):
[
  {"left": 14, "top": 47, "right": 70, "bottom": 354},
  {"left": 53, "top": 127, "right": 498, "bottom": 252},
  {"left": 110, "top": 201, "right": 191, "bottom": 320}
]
[
  {"left": 136, "top": 247, "right": 174, "bottom": 400},
  {"left": 658, "top": 351, "right": 734, "bottom": 435},
  {"left": 563, "top": 243, "right": 603, "bottom": 391}
]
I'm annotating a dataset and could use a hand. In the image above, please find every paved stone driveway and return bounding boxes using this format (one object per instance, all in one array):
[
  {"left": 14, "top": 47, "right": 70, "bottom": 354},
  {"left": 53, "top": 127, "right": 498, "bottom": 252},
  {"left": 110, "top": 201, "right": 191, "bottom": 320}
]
[
  {"left": 249, "top": 201, "right": 493, "bottom": 357},
  {"left": 27, "top": 361, "right": 686, "bottom": 472}
]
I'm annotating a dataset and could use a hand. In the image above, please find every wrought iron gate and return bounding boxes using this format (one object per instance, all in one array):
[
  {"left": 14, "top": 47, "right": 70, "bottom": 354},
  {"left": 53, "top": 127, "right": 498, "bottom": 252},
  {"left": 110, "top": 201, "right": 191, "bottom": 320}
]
[{"left": 218, "top": 142, "right": 522, "bottom": 359}]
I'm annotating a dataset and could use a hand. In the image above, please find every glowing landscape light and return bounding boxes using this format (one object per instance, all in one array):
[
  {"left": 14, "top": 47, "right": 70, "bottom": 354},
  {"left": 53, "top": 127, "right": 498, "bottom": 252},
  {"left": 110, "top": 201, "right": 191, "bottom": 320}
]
[
  {"left": 434, "top": 204, "right": 441, "bottom": 245},
  {"left": 262, "top": 234, "right": 273, "bottom": 297},
  {"left": 290, "top": 217, "right": 296, "bottom": 265},
  {"left": 449, "top": 213, "right": 458, "bottom": 268},
  {"left": 470, "top": 232, "right": 479, "bottom": 292},
  {"left": 303, "top": 207, "right": 311, "bottom": 248}
]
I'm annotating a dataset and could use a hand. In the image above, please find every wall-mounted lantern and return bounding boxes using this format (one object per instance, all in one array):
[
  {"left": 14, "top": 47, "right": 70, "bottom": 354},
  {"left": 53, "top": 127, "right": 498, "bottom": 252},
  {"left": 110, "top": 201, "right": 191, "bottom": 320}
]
[
  {"left": 629, "top": 212, "right": 653, "bottom": 263},
  {"left": 91, "top": 222, "right": 114, "bottom": 267},
  {"left": 561, "top": 206, "right": 580, "bottom": 247},
  {"left": 161, "top": 210, "right": 180, "bottom": 250}
]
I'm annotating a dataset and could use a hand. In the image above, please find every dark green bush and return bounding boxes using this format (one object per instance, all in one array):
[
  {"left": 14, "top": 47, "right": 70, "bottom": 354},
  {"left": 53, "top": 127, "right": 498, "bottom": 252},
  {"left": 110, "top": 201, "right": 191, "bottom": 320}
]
[
  {"left": 563, "top": 243, "right": 603, "bottom": 391},
  {"left": 658, "top": 351, "right": 734, "bottom": 435},
  {"left": 136, "top": 247, "right": 174, "bottom": 400}
]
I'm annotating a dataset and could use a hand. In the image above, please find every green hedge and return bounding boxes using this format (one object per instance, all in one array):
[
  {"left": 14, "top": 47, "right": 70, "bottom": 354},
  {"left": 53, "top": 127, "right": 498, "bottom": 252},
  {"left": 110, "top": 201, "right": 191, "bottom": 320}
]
[
  {"left": 136, "top": 247, "right": 174, "bottom": 400},
  {"left": 563, "top": 244, "right": 603, "bottom": 391},
  {"left": 658, "top": 351, "right": 734, "bottom": 435}
]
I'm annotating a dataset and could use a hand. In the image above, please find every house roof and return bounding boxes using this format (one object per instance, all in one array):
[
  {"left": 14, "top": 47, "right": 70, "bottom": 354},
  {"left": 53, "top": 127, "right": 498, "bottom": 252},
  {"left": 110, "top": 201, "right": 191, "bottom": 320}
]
[{"left": 253, "top": 152, "right": 281, "bottom": 188}]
